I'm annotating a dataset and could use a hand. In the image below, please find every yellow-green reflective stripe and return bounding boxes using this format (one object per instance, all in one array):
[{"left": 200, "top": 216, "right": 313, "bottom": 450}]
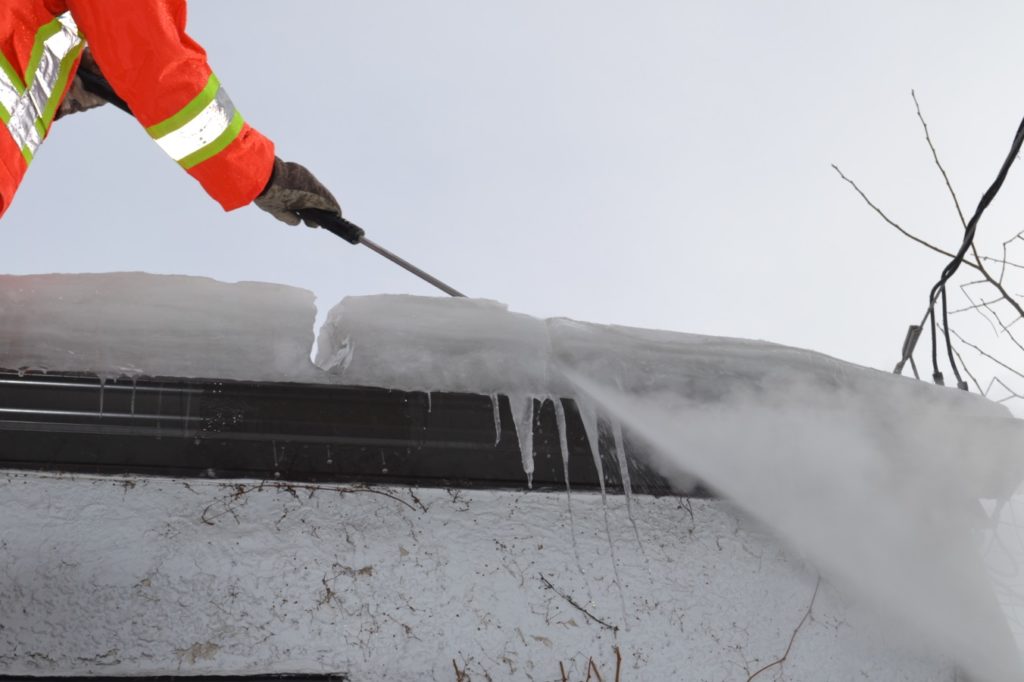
[
  {"left": 0, "top": 52, "right": 25, "bottom": 94},
  {"left": 146, "top": 74, "right": 221, "bottom": 140},
  {"left": 178, "top": 109, "right": 244, "bottom": 169}
]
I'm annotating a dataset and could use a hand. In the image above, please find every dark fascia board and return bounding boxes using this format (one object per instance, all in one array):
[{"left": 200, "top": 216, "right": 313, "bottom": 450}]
[{"left": 0, "top": 369, "right": 697, "bottom": 497}]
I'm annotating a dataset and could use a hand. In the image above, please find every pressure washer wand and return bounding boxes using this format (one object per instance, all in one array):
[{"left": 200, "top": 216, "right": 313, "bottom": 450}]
[
  {"left": 77, "top": 69, "right": 467, "bottom": 298},
  {"left": 299, "top": 210, "right": 466, "bottom": 297}
]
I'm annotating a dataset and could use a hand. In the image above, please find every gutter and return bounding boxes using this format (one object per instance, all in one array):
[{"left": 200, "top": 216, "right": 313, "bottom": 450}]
[{"left": 0, "top": 369, "right": 688, "bottom": 496}]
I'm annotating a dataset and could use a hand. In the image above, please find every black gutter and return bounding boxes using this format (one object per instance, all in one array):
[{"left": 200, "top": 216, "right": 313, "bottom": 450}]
[{"left": 0, "top": 370, "right": 693, "bottom": 496}]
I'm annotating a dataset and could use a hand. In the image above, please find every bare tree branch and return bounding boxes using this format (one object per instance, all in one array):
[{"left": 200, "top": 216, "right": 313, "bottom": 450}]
[
  {"left": 980, "top": 376, "right": 1024, "bottom": 403},
  {"left": 983, "top": 257, "right": 1024, "bottom": 273},
  {"left": 948, "top": 328, "right": 1024, "bottom": 382},
  {"left": 975, "top": 299, "right": 1024, "bottom": 353},
  {"left": 832, "top": 164, "right": 966, "bottom": 262},
  {"left": 913, "top": 90, "right": 969, "bottom": 229},
  {"left": 999, "top": 231, "right": 1024, "bottom": 284},
  {"left": 948, "top": 296, "right": 1005, "bottom": 316},
  {"left": 747, "top": 576, "right": 821, "bottom": 682},
  {"left": 539, "top": 574, "right": 619, "bottom": 632},
  {"left": 955, "top": 239, "right": 1024, "bottom": 327},
  {"left": 959, "top": 283, "right": 1001, "bottom": 335}
]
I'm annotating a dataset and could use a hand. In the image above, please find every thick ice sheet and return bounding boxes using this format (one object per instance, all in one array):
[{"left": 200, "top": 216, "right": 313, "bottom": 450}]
[
  {"left": 317, "top": 294, "right": 1000, "bottom": 416},
  {"left": 0, "top": 273, "right": 321, "bottom": 382}
]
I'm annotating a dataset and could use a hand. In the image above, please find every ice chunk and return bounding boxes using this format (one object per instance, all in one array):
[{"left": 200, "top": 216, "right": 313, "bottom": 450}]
[
  {"left": 316, "top": 294, "right": 563, "bottom": 395},
  {"left": 0, "top": 273, "right": 320, "bottom": 383}
]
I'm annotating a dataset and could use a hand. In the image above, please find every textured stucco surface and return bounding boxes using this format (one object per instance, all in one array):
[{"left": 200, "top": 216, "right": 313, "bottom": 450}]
[{"left": 0, "top": 470, "right": 952, "bottom": 680}]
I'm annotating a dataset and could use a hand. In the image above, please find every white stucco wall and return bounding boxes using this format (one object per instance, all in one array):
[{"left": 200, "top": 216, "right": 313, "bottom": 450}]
[{"left": 0, "top": 470, "right": 951, "bottom": 680}]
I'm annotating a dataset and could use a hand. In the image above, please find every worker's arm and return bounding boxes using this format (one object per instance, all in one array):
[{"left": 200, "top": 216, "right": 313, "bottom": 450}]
[{"left": 64, "top": 0, "right": 339, "bottom": 223}]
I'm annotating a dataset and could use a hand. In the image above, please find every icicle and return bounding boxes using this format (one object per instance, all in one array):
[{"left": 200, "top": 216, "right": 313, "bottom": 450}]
[
  {"left": 98, "top": 377, "right": 105, "bottom": 418},
  {"left": 183, "top": 391, "right": 192, "bottom": 437},
  {"left": 512, "top": 395, "right": 535, "bottom": 488},
  {"left": 576, "top": 397, "right": 629, "bottom": 626},
  {"left": 553, "top": 400, "right": 571, "bottom": 487},
  {"left": 490, "top": 393, "right": 502, "bottom": 446},
  {"left": 155, "top": 388, "right": 163, "bottom": 440},
  {"left": 553, "top": 399, "right": 584, "bottom": 574},
  {"left": 612, "top": 420, "right": 645, "bottom": 556},
  {"left": 426, "top": 391, "right": 432, "bottom": 413},
  {"left": 129, "top": 376, "right": 137, "bottom": 416},
  {"left": 577, "top": 399, "right": 602, "bottom": 489}
]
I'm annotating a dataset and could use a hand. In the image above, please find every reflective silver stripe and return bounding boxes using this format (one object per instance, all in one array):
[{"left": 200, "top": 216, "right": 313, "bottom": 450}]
[
  {"left": 0, "top": 75, "right": 18, "bottom": 119},
  {"left": 7, "top": 98, "right": 43, "bottom": 153},
  {"left": 152, "top": 87, "right": 238, "bottom": 162},
  {"left": 2, "top": 12, "right": 82, "bottom": 158}
]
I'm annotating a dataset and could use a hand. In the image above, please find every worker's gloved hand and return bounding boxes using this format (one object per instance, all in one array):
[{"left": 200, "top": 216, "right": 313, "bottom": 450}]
[
  {"left": 254, "top": 157, "right": 342, "bottom": 228},
  {"left": 56, "top": 49, "right": 108, "bottom": 120}
]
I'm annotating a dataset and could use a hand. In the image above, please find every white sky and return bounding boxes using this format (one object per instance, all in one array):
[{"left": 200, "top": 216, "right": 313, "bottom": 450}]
[{"left": 6, "top": 0, "right": 1024, "bottom": 378}]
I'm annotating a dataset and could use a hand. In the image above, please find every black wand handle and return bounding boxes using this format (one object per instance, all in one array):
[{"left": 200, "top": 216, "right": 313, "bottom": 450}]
[{"left": 299, "top": 209, "right": 365, "bottom": 245}]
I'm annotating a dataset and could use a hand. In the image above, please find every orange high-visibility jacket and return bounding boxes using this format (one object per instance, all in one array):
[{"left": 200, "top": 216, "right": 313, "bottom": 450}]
[{"left": 0, "top": 0, "right": 275, "bottom": 218}]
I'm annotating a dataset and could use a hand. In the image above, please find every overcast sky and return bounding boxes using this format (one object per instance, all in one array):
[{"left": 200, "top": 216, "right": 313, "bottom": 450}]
[{"left": 6, "top": 0, "right": 1024, "bottom": 378}]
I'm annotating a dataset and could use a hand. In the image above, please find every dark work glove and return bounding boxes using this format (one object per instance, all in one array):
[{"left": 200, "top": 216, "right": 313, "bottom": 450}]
[
  {"left": 254, "top": 156, "right": 342, "bottom": 227},
  {"left": 56, "top": 49, "right": 107, "bottom": 120}
]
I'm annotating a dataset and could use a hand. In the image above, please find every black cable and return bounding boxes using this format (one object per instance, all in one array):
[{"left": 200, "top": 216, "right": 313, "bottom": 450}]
[
  {"left": 920, "top": 114, "right": 1024, "bottom": 388},
  {"left": 929, "top": 302, "right": 942, "bottom": 385},
  {"left": 940, "top": 285, "right": 965, "bottom": 388}
]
